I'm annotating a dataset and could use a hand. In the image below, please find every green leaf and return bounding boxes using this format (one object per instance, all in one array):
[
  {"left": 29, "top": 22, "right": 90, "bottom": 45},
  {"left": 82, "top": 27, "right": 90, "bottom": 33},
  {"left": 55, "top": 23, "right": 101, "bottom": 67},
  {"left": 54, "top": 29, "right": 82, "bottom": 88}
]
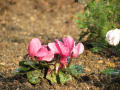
[
  {"left": 27, "top": 70, "right": 44, "bottom": 84},
  {"left": 19, "top": 60, "right": 39, "bottom": 69},
  {"left": 66, "top": 64, "right": 84, "bottom": 77},
  {"left": 19, "top": 61, "right": 26, "bottom": 66},
  {"left": 58, "top": 71, "right": 72, "bottom": 85},
  {"left": 24, "top": 60, "right": 37, "bottom": 65},
  {"left": 46, "top": 71, "right": 72, "bottom": 85},
  {"left": 13, "top": 66, "right": 31, "bottom": 75},
  {"left": 101, "top": 67, "right": 120, "bottom": 76},
  {"left": 24, "top": 60, "right": 40, "bottom": 69},
  {"left": 46, "top": 71, "right": 57, "bottom": 84}
]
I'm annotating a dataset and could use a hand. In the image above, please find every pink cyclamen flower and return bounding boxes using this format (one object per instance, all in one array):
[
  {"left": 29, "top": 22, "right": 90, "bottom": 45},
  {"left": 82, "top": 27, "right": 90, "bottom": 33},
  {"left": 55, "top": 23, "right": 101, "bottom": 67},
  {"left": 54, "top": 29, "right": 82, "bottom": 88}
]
[
  {"left": 28, "top": 38, "right": 54, "bottom": 62},
  {"left": 28, "top": 38, "right": 41, "bottom": 58},
  {"left": 35, "top": 46, "right": 54, "bottom": 62},
  {"left": 48, "top": 36, "right": 84, "bottom": 66}
]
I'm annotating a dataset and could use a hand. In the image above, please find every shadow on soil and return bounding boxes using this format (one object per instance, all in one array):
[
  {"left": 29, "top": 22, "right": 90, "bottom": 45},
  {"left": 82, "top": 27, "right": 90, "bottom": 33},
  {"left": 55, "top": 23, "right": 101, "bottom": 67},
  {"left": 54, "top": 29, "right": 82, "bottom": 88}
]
[
  {"left": 0, "top": 72, "right": 120, "bottom": 90},
  {"left": 76, "top": 73, "right": 120, "bottom": 90}
]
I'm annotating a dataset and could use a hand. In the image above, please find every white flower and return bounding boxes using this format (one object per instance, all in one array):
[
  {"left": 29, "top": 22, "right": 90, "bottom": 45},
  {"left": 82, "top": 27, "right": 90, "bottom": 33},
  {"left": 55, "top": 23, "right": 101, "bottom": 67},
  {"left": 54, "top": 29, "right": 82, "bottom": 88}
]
[{"left": 106, "top": 28, "right": 120, "bottom": 46}]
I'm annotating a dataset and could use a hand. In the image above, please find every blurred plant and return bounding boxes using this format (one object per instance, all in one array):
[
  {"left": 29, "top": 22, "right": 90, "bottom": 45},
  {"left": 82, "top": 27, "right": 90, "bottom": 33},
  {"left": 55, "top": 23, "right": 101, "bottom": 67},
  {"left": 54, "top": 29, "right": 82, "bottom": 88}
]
[
  {"left": 102, "top": 28, "right": 120, "bottom": 79},
  {"left": 75, "top": 0, "right": 89, "bottom": 5},
  {"left": 75, "top": 0, "right": 120, "bottom": 53},
  {"left": 101, "top": 67, "right": 120, "bottom": 77},
  {"left": 14, "top": 36, "right": 84, "bottom": 85}
]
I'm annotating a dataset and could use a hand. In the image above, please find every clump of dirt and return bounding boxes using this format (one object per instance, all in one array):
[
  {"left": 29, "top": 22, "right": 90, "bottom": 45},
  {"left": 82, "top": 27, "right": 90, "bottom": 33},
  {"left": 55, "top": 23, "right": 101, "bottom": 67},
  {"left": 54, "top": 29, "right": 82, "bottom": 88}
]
[{"left": 0, "top": 0, "right": 120, "bottom": 90}]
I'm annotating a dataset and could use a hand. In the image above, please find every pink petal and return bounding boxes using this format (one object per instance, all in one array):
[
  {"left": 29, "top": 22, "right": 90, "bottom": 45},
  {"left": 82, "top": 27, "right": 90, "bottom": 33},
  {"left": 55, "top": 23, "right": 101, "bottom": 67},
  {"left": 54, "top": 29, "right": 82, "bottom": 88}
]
[
  {"left": 28, "top": 38, "right": 41, "bottom": 58},
  {"left": 42, "top": 51, "right": 54, "bottom": 62},
  {"left": 35, "top": 46, "right": 54, "bottom": 62},
  {"left": 72, "top": 43, "right": 84, "bottom": 58},
  {"left": 62, "top": 36, "right": 74, "bottom": 54},
  {"left": 55, "top": 39, "right": 69, "bottom": 57},
  {"left": 48, "top": 43, "right": 60, "bottom": 54},
  {"left": 35, "top": 46, "right": 48, "bottom": 58}
]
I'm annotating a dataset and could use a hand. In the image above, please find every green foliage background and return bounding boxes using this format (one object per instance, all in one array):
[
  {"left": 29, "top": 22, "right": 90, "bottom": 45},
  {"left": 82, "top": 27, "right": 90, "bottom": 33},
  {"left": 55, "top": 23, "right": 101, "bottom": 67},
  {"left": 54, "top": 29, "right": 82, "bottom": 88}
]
[{"left": 75, "top": 0, "right": 120, "bottom": 52}]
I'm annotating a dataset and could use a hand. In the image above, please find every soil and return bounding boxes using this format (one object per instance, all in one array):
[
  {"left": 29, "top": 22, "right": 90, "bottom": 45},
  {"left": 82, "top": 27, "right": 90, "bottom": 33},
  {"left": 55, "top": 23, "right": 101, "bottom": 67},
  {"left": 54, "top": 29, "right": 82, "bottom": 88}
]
[{"left": 0, "top": 0, "right": 120, "bottom": 90}]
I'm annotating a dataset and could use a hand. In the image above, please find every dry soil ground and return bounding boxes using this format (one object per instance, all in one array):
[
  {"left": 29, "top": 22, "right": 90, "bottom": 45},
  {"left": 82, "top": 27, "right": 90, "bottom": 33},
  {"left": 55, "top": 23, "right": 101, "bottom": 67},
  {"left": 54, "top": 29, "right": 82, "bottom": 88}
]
[{"left": 0, "top": 0, "right": 120, "bottom": 90}]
